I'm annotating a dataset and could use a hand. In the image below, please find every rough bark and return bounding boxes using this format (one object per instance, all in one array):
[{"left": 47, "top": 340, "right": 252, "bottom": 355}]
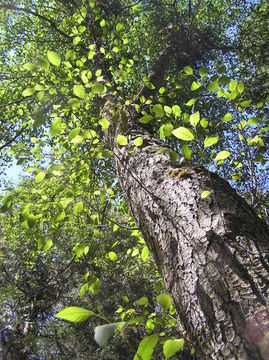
[{"left": 111, "top": 129, "right": 269, "bottom": 359}]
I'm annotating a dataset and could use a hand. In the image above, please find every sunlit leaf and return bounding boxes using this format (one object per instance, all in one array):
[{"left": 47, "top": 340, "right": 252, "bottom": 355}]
[
  {"left": 56, "top": 307, "right": 95, "bottom": 322},
  {"left": 215, "top": 150, "right": 230, "bottom": 161},
  {"left": 163, "top": 339, "right": 184, "bottom": 359},
  {"left": 134, "top": 334, "right": 159, "bottom": 360},
  {"left": 172, "top": 127, "right": 194, "bottom": 141},
  {"left": 47, "top": 50, "right": 61, "bottom": 66}
]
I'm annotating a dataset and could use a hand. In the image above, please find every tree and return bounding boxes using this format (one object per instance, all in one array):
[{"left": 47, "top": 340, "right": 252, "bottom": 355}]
[{"left": 0, "top": 0, "right": 268, "bottom": 359}]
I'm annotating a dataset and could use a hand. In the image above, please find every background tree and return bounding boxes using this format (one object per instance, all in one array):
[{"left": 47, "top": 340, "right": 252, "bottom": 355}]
[{"left": 0, "top": 0, "right": 268, "bottom": 359}]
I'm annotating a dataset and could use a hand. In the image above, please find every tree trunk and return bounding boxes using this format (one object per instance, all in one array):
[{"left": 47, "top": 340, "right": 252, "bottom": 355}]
[{"left": 111, "top": 127, "right": 269, "bottom": 359}]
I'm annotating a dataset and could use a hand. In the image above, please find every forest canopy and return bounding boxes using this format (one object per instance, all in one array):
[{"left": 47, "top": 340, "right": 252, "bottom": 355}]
[{"left": 0, "top": 0, "right": 268, "bottom": 359}]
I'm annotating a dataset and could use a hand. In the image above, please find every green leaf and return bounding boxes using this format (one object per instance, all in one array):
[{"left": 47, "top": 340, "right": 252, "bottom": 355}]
[
  {"left": 44, "top": 239, "right": 53, "bottom": 252},
  {"left": 99, "top": 118, "right": 110, "bottom": 130},
  {"left": 139, "top": 115, "right": 153, "bottom": 124},
  {"left": 222, "top": 112, "right": 233, "bottom": 124},
  {"left": 248, "top": 117, "right": 260, "bottom": 126},
  {"left": 22, "top": 87, "right": 35, "bottom": 97},
  {"left": 200, "top": 118, "right": 208, "bottom": 128},
  {"left": 141, "top": 246, "right": 149, "bottom": 261},
  {"left": 116, "top": 22, "right": 124, "bottom": 32},
  {"left": 50, "top": 118, "right": 64, "bottom": 136},
  {"left": 73, "top": 36, "right": 81, "bottom": 45},
  {"left": 207, "top": 80, "right": 219, "bottom": 92},
  {"left": 47, "top": 50, "right": 61, "bottom": 67},
  {"left": 80, "top": 283, "right": 88, "bottom": 298},
  {"left": 135, "top": 296, "right": 148, "bottom": 306},
  {"left": 134, "top": 137, "right": 143, "bottom": 146},
  {"left": 108, "top": 251, "right": 118, "bottom": 262},
  {"left": 190, "top": 111, "right": 200, "bottom": 127},
  {"left": 56, "top": 307, "right": 95, "bottom": 322},
  {"left": 74, "top": 201, "right": 83, "bottom": 215},
  {"left": 201, "top": 190, "right": 211, "bottom": 199},
  {"left": 185, "top": 98, "right": 195, "bottom": 107},
  {"left": 215, "top": 150, "right": 230, "bottom": 161},
  {"left": 68, "top": 128, "right": 80, "bottom": 141},
  {"left": 117, "top": 135, "right": 128, "bottom": 146},
  {"left": 94, "top": 322, "right": 125, "bottom": 348},
  {"left": 229, "top": 80, "right": 237, "bottom": 92},
  {"left": 163, "top": 339, "right": 184, "bottom": 359},
  {"left": 73, "top": 85, "right": 85, "bottom": 99},
  {"left": 152, "top": 104, "right": 164, "bottom": 118},
  {"left": 157, "top": 293, "right": 172, "bottom": 311},
  {"left": 172, "top": 127, "right": 194, "bottom": 141},
  {"left": 240, "top": 100, "right": 251, "bottom": 108},
  {"left": 181, "top": 144, "right": 192, "bottom": 160},
  {"left": 91, "top": 83, "right": 105, "bottom": 95},
  {"left": 35, "top": 171, "right": 45, "bottom": 183},
  {"left": 100, "top": 19, "right": 106, "bottom": 27},
  {"left": 204, "top": 135, "right": 219, "bottom": 148},
  {"left": 134, "top": 334, "right": 159, "bottom": 360},
  {"left": 184, "top": 66, "right": 193, "bottom": 75},
  {"left": 191, "top": 81, "right": 202, "bottom": 91},
  {"left": 172, "top": 105, "right": 181, "bottom": 118},
  {"left": 199, "top": 67, "right": 208, "bottom": 78}
]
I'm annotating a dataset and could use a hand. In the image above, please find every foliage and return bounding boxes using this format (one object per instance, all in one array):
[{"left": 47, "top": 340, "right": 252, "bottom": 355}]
[{"left": 0, "top": 0, "right": 268, "bottom": 359}]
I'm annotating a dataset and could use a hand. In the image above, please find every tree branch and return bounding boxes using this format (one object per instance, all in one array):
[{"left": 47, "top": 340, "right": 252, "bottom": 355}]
[{"left": 1, "top": 4, "right": 71, "bottom": 39}]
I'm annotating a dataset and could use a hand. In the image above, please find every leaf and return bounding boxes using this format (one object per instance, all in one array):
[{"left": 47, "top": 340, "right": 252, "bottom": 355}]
[
  {"left": 134, "top": 334, "right": 159, "bottom": 360},
  {"left": 199, "top": 67, "right": 208, "bottom": 78},
  {"left": 100, "top": 19, "right": 106, "bottom": 27},
  {"left": 229, "top": 80, "right": 237, "bottom": 92},
  {"left": 184, "top": 66, "right": 193, "bottom": 75},
  {"left": 201, "top": 190, "right": 211, "bottom": 199},
  {"left": 116, "top": 22, "right": 124, "bottom": 32},
  {"left": 190, "top": 111, "right": 200, "bottom": 127},
  {"left": 204, "top": 135, "right": 218, "bottom": 148},
  {"left": 215, "top": 151, "right": 230, "bottom": 161},
  {"left": 185, "top": 98, "right": 195, "bottom": 107},
  {"left": 141, "top": 246, "right": 149, "bottom": 261},
  {"left": 152, "top": 104, "right": 164, "bottom": 118},
  {"left": 47, "top": 50, "right": 61, "bottom": 67},
  {"left": 172, "top": 105, "right": 181, "bottom": 118},
  {"left": 94, "top": 322, "right": 125, "bottom": 348},
  {"left": 35, "top": 171, "right": 45, "bottom": 183},
  {"left": 56, "top": 307, "right": 95, "bottom": 322},
  {"left": 68, "top": 128, "right": 80, "bottom": 141},
  {"left": 44, "top": 239, "right": 53, "bottom": 252},
  {"left": 172, "top": 127, "right": 194, "bottom": 141},
  {"left": 74, "top": 201, "right": 83, "bottom": 215},
  {"left": 157, "top": 293, "right": 172, "bottom": 311},
  {"left": 73, "top": 84, "right": 85, "bottom": 99},
  {"left": 99, "top": 118, "right": 110, "bottom": 130},
  {"left": 163, "top": 339, "right": 184, "bottom": 359},
  {"left": 200, "top": 118, "right": 208, "bottom": 128},
  {"left": 135, "top": 296, "right": 148, "bottom": 306},
  {"left": 80, "top": 283, "right": 88, "bottom": 298},
  {"left": 108, "top": 251, "right": 118, "bottom": 262},
  {"left": 91, "top": 83, "right": 105, "bottom": 95},
  {"left": 22, "top": 87, "right": 35, "bottom": 97},
  {"left": 240, "top": 100, "right": 251, "bottom": 108},
  {"left": 50, "top": 118, "right": 63, "bottom": 136},
  {"left": 134, "top": 137, "right": 143, "bottom": 146},
  {"left": 191, "top": 81, "right": 202, "bottom": 91},
  {"left": 222, "top": 112, "right": 233, "bottom": 124},
  {"left": 181, "top": 144, "right": 192, "bottom": 160},
  {"left": 207, "top": 80, "right": 219, "bottom": 92},
  {"left": 117, "top": 135, "right": 128, "bottom": 146},
  {"left": 139, "top": 115, "right": 153, "bottom": 124}
]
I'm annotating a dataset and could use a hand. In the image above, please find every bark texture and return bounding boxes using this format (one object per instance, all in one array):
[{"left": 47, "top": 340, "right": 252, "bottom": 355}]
[{"left": 112, "top": 128, "right": 269, "bottom": 359}]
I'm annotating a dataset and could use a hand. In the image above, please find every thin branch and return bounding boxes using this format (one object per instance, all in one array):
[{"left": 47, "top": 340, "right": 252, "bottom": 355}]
[
  {"left": 1, "top": 4, "right": 70, "bottom": 39},
  {"left": 0, "top": 127, "right": 26, "bottom": 152}
]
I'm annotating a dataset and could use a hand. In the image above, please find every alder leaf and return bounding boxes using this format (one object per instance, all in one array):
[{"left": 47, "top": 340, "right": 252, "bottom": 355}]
[
  {"left": 56, "top": 307, "right": 95, "bottom": 322},
  {"left": 172, "top": 127, "right": 194, "bottom": 141},
  {"left": 47, "top": 50, "right": 61, "bottom": 67}
]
